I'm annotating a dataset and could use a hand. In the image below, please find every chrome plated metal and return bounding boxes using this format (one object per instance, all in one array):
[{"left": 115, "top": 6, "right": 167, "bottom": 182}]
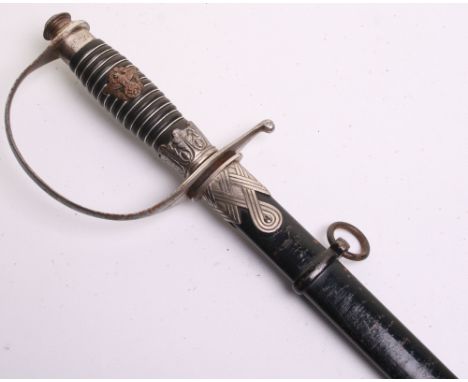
[{"left": 202, "top": 161, "right": 283, "bottom": 232}]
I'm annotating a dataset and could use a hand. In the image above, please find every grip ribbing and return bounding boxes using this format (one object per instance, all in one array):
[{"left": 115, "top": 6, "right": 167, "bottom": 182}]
[{"left": 69, "top": 39, "right": 187, "bottom": 150}]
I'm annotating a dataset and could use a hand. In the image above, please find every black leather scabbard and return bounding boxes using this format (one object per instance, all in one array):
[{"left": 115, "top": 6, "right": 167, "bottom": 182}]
[{"left": 236, "top": 196, "right": 455, "bottom": 378}]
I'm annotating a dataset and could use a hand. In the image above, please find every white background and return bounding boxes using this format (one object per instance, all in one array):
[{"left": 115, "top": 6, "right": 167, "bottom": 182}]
[{"left": 0, "top": 4, "right": 467, "bottom": 378}]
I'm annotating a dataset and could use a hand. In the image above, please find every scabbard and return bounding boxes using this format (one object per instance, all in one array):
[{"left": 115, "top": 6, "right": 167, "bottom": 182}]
[
  {"left": 8, "top": 14, "right": 457, "bottom": 378},
  {"left": 238, "top": 196, "right": 455, "bottom": 378}
]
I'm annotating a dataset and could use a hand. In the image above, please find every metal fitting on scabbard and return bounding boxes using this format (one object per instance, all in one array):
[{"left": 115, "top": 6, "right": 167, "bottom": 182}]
[{"left": 293, "top": 221, "right": 370, "bottom": 294}]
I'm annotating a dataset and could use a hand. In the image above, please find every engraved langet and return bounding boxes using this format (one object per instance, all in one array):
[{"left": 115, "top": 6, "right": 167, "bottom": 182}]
[{"left": 158, "top": 121, "right": 283, "bottom": 233}]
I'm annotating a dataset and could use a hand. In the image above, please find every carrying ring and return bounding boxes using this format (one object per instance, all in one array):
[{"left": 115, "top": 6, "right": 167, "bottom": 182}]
[
  {"left": 4, "top": 45, "right": 275, "bottom": 221},
  {"left": 327, "top": 221, "right": 370, "bottom": 261}
]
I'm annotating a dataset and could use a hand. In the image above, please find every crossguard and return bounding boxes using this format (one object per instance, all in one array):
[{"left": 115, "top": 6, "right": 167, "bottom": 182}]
[{"left": 138, "top": 119, "right": 275, "bottom": 215}]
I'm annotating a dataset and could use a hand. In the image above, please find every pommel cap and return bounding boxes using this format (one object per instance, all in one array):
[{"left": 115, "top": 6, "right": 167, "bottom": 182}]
[
  {"left": 43, "top": 12, "right": 72, "bottom": 40},
  {"left": 42, "top": 12, "right": 94, "bottom": 62}
]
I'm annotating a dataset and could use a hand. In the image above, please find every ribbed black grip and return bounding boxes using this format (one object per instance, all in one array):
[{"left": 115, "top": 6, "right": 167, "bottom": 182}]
[{"left": 69, "top": 39, "right": 187, "bottom": 150}]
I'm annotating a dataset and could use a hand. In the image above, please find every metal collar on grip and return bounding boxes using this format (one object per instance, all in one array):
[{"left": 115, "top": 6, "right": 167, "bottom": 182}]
[{"left": 4, "top": 47, "right": 275, "bottom": 220}]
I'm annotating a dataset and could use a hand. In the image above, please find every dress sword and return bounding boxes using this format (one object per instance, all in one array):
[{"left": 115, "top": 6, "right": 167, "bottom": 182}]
[{"left": 4, "top": 13, "right": 457, "bottom": 378}]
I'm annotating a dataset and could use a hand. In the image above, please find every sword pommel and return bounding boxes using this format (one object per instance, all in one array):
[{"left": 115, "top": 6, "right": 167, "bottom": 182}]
[
  {"left": 42, "top": 13, "right": 94, "bottom": 63},
  {"left": 43, "top": 12, "right": 72, "bottom": 40}
]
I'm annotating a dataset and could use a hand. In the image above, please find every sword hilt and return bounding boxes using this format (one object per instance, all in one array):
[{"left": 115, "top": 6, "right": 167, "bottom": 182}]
[{"left": 4, "top": 13, "right": 275, "bottom": 220}]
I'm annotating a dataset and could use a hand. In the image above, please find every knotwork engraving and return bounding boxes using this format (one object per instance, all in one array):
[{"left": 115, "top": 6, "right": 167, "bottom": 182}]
[{"left": 203, "top": 162, "right": 283, "bottom": 233}]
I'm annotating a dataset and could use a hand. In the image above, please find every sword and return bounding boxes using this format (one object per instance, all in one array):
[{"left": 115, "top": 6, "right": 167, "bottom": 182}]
[{"left": 4, "top": 13, "right": 456, "bottom": 378}]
